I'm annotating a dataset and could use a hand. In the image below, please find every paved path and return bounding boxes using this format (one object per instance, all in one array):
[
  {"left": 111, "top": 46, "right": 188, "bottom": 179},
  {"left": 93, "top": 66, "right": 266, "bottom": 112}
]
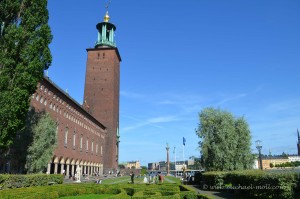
[{"left": 187, "top": 185, "right": 234, "bottom": 199}]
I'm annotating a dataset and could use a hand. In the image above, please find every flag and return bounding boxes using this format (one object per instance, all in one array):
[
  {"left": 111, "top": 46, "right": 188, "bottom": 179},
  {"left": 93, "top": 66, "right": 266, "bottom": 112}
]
[{"left": 183, "top": 137, "right": 186, "bottom": 146}]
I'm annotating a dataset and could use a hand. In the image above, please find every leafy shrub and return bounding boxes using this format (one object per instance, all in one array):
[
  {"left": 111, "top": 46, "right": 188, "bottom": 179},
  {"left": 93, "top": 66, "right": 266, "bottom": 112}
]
[
  {"left": 0, "top": 182, "right": 211, "bottom": 199},
  {"left": 0, "top": 174, "right": 63, "bottom": 190},
  {"left": 202, "top": 170, "right": 299, "bottom": 199},
  {"left": 201, "top": 171, "right": 227, "bottom": 190}
]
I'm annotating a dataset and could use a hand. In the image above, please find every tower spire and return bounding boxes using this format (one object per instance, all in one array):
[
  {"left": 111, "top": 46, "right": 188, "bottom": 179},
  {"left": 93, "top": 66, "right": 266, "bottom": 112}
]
[
  {"left": 104, "top": 0, "right": 111, "bottom": 22},
  {"left": 95, "top": 0, "right": 116, "bottom": 48},
  {"left": 298, "top": 129, "right": 300, "bottom": 143}
]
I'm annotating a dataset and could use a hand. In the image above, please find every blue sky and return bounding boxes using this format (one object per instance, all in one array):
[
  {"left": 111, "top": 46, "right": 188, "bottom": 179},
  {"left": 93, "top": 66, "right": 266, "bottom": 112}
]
[{"left": 47, "top": 1, "right": 300, "bottom": 166}]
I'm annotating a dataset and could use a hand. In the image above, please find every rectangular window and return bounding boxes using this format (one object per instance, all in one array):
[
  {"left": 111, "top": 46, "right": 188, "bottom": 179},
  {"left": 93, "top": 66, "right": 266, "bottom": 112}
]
[
  {"left": 92, "top": 141, "right": 94, "bottom": 153},
  {"left": 80, "top": 135, "right": 83, "bottom": 151},
  {"left": 73, "top": 131, "right": 76, "bottom": 149},
  {"left": 96, "top": 144, "right": 98, "bottom": 154},
  {"left": 86, "top": 138, "right": 89, "bottom": 152},
  {"left": 64, "top": 127, "right": 68, "bottom": 147}
]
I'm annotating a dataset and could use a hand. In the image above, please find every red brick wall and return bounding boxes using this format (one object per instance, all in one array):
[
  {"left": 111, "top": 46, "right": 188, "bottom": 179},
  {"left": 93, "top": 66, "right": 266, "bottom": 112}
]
[
  {"left": 83, "top": 47, "right": 120, "bottom": 171},
  {"left": 31, "top": 77, "right": 106, "bottom": 166}
]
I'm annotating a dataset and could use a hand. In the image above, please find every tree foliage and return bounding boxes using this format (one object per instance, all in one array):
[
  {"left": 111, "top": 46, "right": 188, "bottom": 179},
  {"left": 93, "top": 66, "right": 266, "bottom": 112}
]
[
  {"left": 196, "top": 107, "right": 253, "bottom": 171},
  {"left": 25, "top": 111, "right": 57, "bottom": 173},
  {"left": 0, "top": 0, "right": 52, "bottom": 150}
]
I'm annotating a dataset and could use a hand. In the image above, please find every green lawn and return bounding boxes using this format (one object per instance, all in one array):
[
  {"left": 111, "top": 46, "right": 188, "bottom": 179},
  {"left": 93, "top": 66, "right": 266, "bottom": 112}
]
[{"left": 101, "top": 175, "right": 180, "bottom": 185}]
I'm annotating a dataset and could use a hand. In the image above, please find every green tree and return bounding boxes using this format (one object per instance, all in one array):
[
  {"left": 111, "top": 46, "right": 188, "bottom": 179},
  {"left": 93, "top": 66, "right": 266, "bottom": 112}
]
[
  {"left": 196, "top": 107, "right": 253, "bottom": 171},
  {"left": 141, "top": 166, "right": 147, "bottom": 175},
  {"left": 10, "top": 108, "right": 40, "bottom": 173},
  {"left": 234, "top": 117, "right": 253, "bottom": 169},
  {"left": 26, "top": 111, "right": 57, "bottom": 173},
  {"left": 0, "top": 0, "right": 52, "bottom": 152}
]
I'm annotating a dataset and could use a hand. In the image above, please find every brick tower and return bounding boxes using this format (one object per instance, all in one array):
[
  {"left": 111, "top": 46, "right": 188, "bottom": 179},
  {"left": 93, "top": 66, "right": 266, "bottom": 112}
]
[{"left": 83, "top": 10, "right": 121, "bottom": 172}]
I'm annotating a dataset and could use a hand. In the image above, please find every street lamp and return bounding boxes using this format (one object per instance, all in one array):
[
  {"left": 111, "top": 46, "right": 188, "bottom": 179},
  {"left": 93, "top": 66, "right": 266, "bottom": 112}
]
[
  {"left": 255, "top": 140, "right": 263, "bottom": 170},
  {"left": 166, "top": 143, "right": 170, "bottom": 175}
]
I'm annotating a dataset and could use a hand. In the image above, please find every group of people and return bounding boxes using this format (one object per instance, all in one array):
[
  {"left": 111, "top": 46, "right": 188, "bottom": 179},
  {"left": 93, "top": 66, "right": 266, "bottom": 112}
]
[{"left": 142, "top": 173, "right": 164, "bottom": 184}]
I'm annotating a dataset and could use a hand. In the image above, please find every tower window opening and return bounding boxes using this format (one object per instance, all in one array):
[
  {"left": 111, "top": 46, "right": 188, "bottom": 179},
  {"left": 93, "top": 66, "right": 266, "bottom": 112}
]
[{"left": 106, "top": 29, "right": 110, "bottom": 40}]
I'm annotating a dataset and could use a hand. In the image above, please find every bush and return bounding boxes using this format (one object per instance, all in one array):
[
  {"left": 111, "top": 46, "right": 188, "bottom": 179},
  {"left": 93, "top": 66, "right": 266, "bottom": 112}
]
[
  {"left": 201, "top": 170, "right": 299, "bottom": 199},
  {"left": 0, "top": 174, "right": 63, "bottom": 190},
  {"left": 201, "top": 171, "right": 227, "bottom": 190},
  {"left": 0, "top": 182, "right": 211, "bottom": 199}
]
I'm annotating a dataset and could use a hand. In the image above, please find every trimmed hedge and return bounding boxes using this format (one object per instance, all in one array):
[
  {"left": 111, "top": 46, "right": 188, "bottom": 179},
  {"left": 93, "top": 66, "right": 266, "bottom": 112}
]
[
  {"left": 202, "top": 170, "right": 300, "bottom": 199},
  {"left": 0, "top": 183, "right": 211, "bottom": 199},
  {"left": 0, "top": 174, "right": 63, "bottom": 189}
]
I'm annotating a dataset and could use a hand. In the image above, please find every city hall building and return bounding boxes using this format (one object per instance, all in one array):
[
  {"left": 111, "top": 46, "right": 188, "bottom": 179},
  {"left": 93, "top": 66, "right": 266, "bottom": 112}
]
[{"left": 31, "top": 10, "right": 121, "bottom": 176}]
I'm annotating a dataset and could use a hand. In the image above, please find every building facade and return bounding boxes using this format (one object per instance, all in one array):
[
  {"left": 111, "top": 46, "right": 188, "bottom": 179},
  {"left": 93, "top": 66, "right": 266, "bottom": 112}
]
[
  {"left": 31, "top": 78, "right": 106, "bottom": 176},
  {"left": 126, "top": 161, "right": 141, "bottom": 169},
  {"left": 30, "top": 10, "right": 120, "bottom": 175}
]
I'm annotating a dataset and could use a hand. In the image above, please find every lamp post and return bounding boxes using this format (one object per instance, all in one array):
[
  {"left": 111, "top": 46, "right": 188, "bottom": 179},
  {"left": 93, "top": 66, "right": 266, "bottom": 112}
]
[
  {"left": 255, "top": 140, "right": 263, "bottom": 170},
  {"left": 166, "top": 143, "right": 170, "bottom": 175}
]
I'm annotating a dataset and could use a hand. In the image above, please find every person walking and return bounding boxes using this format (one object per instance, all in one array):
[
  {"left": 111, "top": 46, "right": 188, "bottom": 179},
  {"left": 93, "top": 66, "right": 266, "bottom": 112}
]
[{"left": 130, "top": 171, "right": 135, "bottom": 184}]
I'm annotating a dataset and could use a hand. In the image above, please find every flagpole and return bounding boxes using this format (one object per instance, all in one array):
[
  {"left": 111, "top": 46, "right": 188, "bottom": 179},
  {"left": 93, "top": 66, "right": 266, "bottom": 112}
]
[
  {"left": 182, "top": 137, "right": 186, "bottom": 169},
  {"left": 183, "top": 144, "right": 185, "bottom": 168},
  {"left": 174, "top": 147, "right": 176, "bottom": 176},
  {"left": 174, "top": 147, "right": 176, "bottom": 169}
]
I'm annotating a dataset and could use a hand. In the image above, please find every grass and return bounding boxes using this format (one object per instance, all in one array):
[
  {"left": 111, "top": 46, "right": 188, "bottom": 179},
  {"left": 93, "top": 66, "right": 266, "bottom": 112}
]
[
  {"left": 101, "top": 176, "right": 132, "bottom": 184},
  {"left": 100, "top": 175, "right": 180, "bottom": 185}
]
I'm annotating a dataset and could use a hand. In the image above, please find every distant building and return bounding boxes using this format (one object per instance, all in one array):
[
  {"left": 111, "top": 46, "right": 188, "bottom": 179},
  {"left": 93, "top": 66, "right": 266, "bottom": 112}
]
[
  {"left": 258, "top": 130, "right": 300, "bottom": 169},
  {"left": 148, "top": 160, "right": 195, "bottom": 171},
  {"left": 288, "top": 155, "right": 300, "bottom": 162},
  {"left": 174, "top": 161, "right": 187, "bottom": 171},
  {"left": 260, "top": 156, "right": 289, "bottom": 169},
  {"left": 126, "top": 161, "right": 141, "bottom": 169},
  {"left": 159, "top": 161, "right": 167, "bottom": 171},
  {"left": 148, "top": 162, "right": 159, "bottom": 170}
]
